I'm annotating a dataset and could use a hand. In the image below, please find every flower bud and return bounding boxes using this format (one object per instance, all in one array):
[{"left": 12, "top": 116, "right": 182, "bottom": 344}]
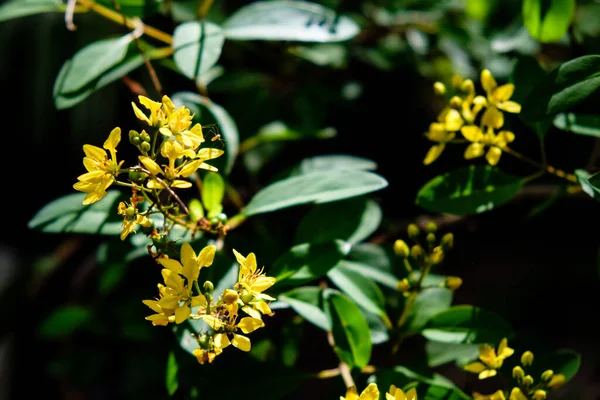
[
  {"left": 216, "top": 213, "right": 228, "bottom": 224},
  {"left": 140, "top": 142, "right": 151, "bottom": 152},
  {"left": 541, "top": 370, "right": 554, "bottom": 383},
  {"left": 426, "top": 232, "right": 436, "bottom": 245},
  {"left": 460, "top": 79, "right": 474, "bottom": 94},
  {"left": 140, "top": 218, "right": 154, "bottom": 235},
  {"left": 522, "top": 375, "right": 534, "bottom": 387},
  {"left": 128, "top": 168, "right": 147, "bottom": 184},
  {"left": 548, "top": 374, "right": 565, "bottom": 389},
  {"left": 407, "top": 224, "right": 420, "bottom": 240},
  {"left": 129, "top": 129, "right": 139, "bottom": 143},
  {"left": 449, "top": 95, "right": 462, "bottom": 108},
  {"left": 394, "top": 240, "right": 409, "bottom": 258},
  {"left": 131, "top": 135, "right": 141, "bottom": 146},
  {"left": 532, "top": 390, "right": 547, "bottom": 400},
  {"left": 521, "top": 351, "right": 534, "bottom": 367},
  {"left": 433, "top": 82, "right": 446, "bottom": 95},
  {"left": 125, "top": 206, "right": 136, "bottom": 219},
  {"left": 444, "top": 276, "right": 462, "bottom": 290},
  {"left": 441, "top": 233, "right": 454, "bottom": 251},
  {"left": 426, "top": 221, "right": 437, "bottom": 233},
  {"left": 397, "top": 278, "right": 410, "bottom": 292},
  {"left": 512, "top": 366, "right": 524, "bottom": 380},
  {"left": 222, "top": 289, "right": 239, "bottom": 305},
  {"left": 140, "top": 130, "right": 151, "bottom": 143},
  {"left": 431, "top": 246, "right": 444, "bottom": 264},
  {"left": 410, "top": 244, "right": 425, "bottom": 264},
  {"left": 203, "top": 280, "right": 214, "bottom": 294},
  {"left": 197, "top": 333, "right": 211, "bottom": 350},
  {"left": 240, "top": 293, "right": 253, "bottom": 304}
]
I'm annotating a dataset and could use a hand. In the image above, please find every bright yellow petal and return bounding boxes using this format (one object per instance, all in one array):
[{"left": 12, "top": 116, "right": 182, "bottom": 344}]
[
  {"left": 359, "top": 383, "right": 380, "bottom": 400},
  {"left": 343, "top": 387, "right": 359, "bottom": 400},
  {"left": 426, "top": 123, "right": 446, "bottom": 142},
  {"left": 83, "top": 190, "right": 107, "bottom": 205},
  {"left": 198, "top": 162, "right": 218, "bottom": 172},
  {"left": 158, "top": 295, "right": 179, "bottom": 310},
  {"left": 139, "top": 156, "right": 163, "bottom": 176},
  {"left": 496, "top": 131, "right": 515, "bottom": 144},
  {"left": 132, "top": 102, "right": 151, "bottom": 124},
  {"left": 404, "top": 388, "right": 417, "bottom": 400},
  {"left": 485, "top": 147, "right": 502, "bottom": 166},
  {"left": 252, "top": 276, "right": 276, "bottom": 292},
  {"left": 179, "top": 159, "right": 202, "bottom": 178},
  {"left": 423, "top": 143, "right": 445, "bottom": 165},
  {"left": 464, "top": 143, "right": 485, "bottom": 159},
  {"left": 493, "top": 84, "right": 514, "bottom": 103},
  {"left": 158, "top": 258, "right": 183, "bottom": 274},
  {"left": 213, "top": 333, "right": 230, "bottom": 349},
  {"left": 196, "top": 148, "right": 224, "bottom": 161},
  {"left": 237, "top": 317, "right": 264, "bottom": 334},
  {"left": 233, "top": 249, "right": 247, "bottom": 267},
  {"left": 103, "top": 127, "right": 121, "bottom": 153},
  {"left": 509, "top": 388, "right": 527, "bottom": 400},
  {"left": 83, "top": 144, "right": 107, "bottom": 160},
  {"left": 444, "top": 108, "right": 463, "bottom": 131},
  {"left": 496, "top": 338, "right": 514, "bottom": 360},
  {"left": 497, "top": 101, "right": 521, "bottom": 113},
  {"left": 171, "top": 180, "right": 193, "bottom": 188},
  {"left": 478, "top": 369, "right": 497, "bottom": 379},
  {"left": 180, "top": 242, "right": 196, "bottom": 266},
  {"left": 242, "top": 305, "right": 262, "bottom": 320},
  {"left": 175, "top": 306, "right": 191, "bottom": 324},
  {"left": 464, "top": 361, "right": 487, "bottom": 374},
  {"left": 202, "top": 315, "right": 224, "bottom": 330},
  {"left": 461, "top": 125, "right": 483, "bottom": 142},
  {"left": 252, "top": 300, "right": 272, "bottom": 315},
  {"left": 482, "top": 107, "right": 504, "bottom": 129},
  {"left": 197, "top": 245, "right": 216, "bottom": 267},
  {"left": 481, "top": 69, "right": 497, "bottom": 93},
  {"left": 142, "top": 300, "right": 162, "bottom": 313},
  {"left": 120, "top": 220, "right": 136, "bottom": 241},
  {"left": 231, "top": 334, "right": 251, "bottom": 351},
  {"left": 191, "top": 295, "right": 207, "bottom": 307}
]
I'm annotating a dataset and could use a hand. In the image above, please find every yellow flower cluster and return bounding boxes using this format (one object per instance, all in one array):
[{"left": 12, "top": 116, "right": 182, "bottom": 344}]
[
  {"left": 464, "top": 337, "right": 515, "bottom": 379},
  {"left": 341, "top": 383, "right": 417, "bottom": 400},
  {"left": 143, "top": 245, "right": 276, "bottom": 364},
  {"left": 424, "top": 70, "right": 521, "bottom": 166}
]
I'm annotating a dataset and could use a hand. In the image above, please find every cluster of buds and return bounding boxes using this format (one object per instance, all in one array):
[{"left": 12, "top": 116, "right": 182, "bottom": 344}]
[
  {"left": 143, "top": 245, "right": 276, "bottom": 364},
  {"left": 423, "top": 70, "right": 521, "bottom": 166},
  {"left": 393, "top": 221, "right": 460, "bottom": 294}
]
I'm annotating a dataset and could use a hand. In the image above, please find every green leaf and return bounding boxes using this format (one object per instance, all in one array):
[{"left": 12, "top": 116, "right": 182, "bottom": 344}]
[
  {"left": 416, "top": 166, "right": 523, "bottom": 215},
  {"left": 165, "top": 352, "right": 179, "bottom": 396},
  {"left": 60, "top": 36, "right": 133, "bottom": 94},
  {"left": 222, "top": 0, "right": 360, "bottom": 42},
  {"left": 243, "top": 120, "right": 337, "bottom": 152},
  {"left": 523, "top": 0, "right": 575, "bottom": 43},
  {"left": 327, "top": 263, "right": 390, "bottom": 325},
  {"left": 0, "top": 0, "right": 64, "bottom": 22},
  {"left": 28, "top": 191, "right": 124, "bottom": 235},
  {"left": 271, "top": 240, "right": 351, "bottom": 287},
  {"left": 279, "top": 287, "right": 330, "bottom": 331},
  {"left": 96, "top": 0, "right": 162, "bottom": 17},
  {"left": 553, "top": 112, "right": 600, "bottom": 137},
  {"left": 521, "top": 55, "right": 600, "bottom": 122},
  {"left": 39, "top": 306, "right": 91, "bottom": 339},
  {"left": 201, "top": 172, "right": 224, "bottom": 218},
  {"left": 376, "top": 366, "right": 471, "bottom": 400},
  {"left": 171, "top": 92, "right": 240, "bottom": 175},
  {"left": 295, "top": 197, "right": 382, "bottom": 245},
  {"left": 292, "top": 154, "right": 377, "bottom": 175},
  {"left": 336, "top": 259, "right": 398, "bottom": 290},
  {"left": 422, "top": 305, "right": 514, "bottom": 344},
  {"left": 575, "top": 169, "right": 600, "bottom": 200},
  {"left": 173, "top": 21, "right": 224, "bottom": 80},
  {"left": 406, "top": 288, "right": 453, "bottom": 333},
  {"left": 289, "top": 43, "right": 348, "bottom": 68},
  {"left": 425, "top": 340, "right": 479, "bottom": 368},
  {"left": 542, "top": 349, "right": 581, "bottom": 382},
  {"left": 324, "top": 289, "right": 372, "bottom": 368},
  {"left": 242, "top": 170, "right": 388, "bottom": 216}
]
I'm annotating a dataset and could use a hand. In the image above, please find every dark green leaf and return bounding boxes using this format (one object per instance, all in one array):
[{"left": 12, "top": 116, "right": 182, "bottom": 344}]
[
  {"left": 575, "top": 169, "right": 600, "bottom": 200},
  {"left": 0, "top": 0, "right": 64, "bottom": 22},
  {"left": 542, "top": 349, "right": 581, "bottom": 382},
  {"left": 165, "top": 352, "right": 179, "bottom": 396},
  {"left": 521, "top": 55, "right": 600, "bottom": 122},
  {"left": 292, "top": 154, "right": 377, "bottom": 175},
  {"left": 336, "top": 260, "right": 398, "bottom": 290},
  {"left": 39, "top": 306, "right": 91, "bottom": 339},
  {"left": 375, "top": 366, "right": 470, "bottom": 400},
  {"left": 96, "top": 0, "right": 162, "bottom": 17},
  {"left": 289, "top": 44, "right": 348, "bottom": 68},
  {"left": 242, "top": 170, "right": 388, "bottom": 216},
  {"left": 416, "top": 166, "right": 523, "bottom": 215},
  {"left": 422, "top": 305, "right": 514, "bottom": 344},
  {"left": 28, "top": 191, "right": 124, "bottom": 235},
  {"left": 425, "top": 340, "right": 479, "bottom": 368},
  {"left": 406, "top": 288, "right": 453, "bottom": 333},
  {"left": 201, "top": 172, "right": 224, "bottom": 217},
  {"left": 295, "top": 197, "right": 382, "bottom": 245},
  {"left": 271, "top": 240, "right": 351, "bottom": 287},
  {"left": 324, "top": 289, "right": 372, "bottom": 368},
  {"left": 279, "top": 286, "right": 330, "bottom": 331},
  {"left": 222, "top": 0, "right": 360, "bottom": 42},
  {"left": 553, "top": 112, "right": 600, "bottom": 137},
  {"left": 523, "top": 0, "right": 575, "bottom": 43},
  {"left": 173, "top": 21, "right": 224, "bottom": 80}
]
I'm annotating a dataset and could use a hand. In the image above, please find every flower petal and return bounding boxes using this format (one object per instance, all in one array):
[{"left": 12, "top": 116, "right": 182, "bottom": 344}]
[
  {"left": 485, "top": 147, "right": 502, "bottom": 166},
  {"left": 237, "top": 317, "right": 264, "bottom": 334},
  {"left": 139, "top": 156, "right": 163, "bottom": 176},
  {"left": 497, "top": 100, "right": 521, "bottom": 113},
  {"left": 464, "top": 143, "right": 485, "bottom": 159},
  {"left": 213, "top": 333, "right": 230, "bottom": 349},
  {"left": 478, "top": 369, "right": 497, "bottom": 379},
  {"left": 175, "top": 306, "right": 191, "bottom": 324},
  {"left": 464, "top": 361, "right": 487, "bottom": 374},
  {"left": 493, "top": 84, "right": 514, "bottom": 103},
  {"left": 104, "top": 127, "right": 121, "bottom": 152},
  {"left": 197, "top": 245, "right": 216, "bottom": 267},
  {"left": 158, "top": 258, "right": 183, "bottom": 274},
  {"left": 423, "top": 143, "right": 445, "bottom": 165},
  {"left": 481, "top": 69, "right": 497, "bottom": 93},
  {"left": 359, "top": 383, "right": 380, "bottom": 400},
  {"left": 231, "top": 334, "right": 251, "bottom": 351},
  {"left": 461, "top": 125, "right": 483, "bottom": 142}
]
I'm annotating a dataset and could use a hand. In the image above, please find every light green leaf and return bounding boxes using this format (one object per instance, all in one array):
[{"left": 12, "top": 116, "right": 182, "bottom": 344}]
[
  {"left": 173, "top": 21, "right": 224, "bottom": 80},
  {"left": 553, "top": 112, "right": 600, "bottom": 137},
  {"left": 295, "top": 197, "right": 382, "bottom": 245},
  {"left": 171, "top": 92, "right": 239, "bottom": 175},
  {"left": 416, "top": 166, "right": 523, "bottom": 215},
  {"left": 422, "top": 305, "right": 514, "bottom": 344},
  {"left": 521, "top": 55, "right": 600, "bottom": 122},
  {"left": 575, "top": 169, "right": 600, "bottom": 200},
  {"left": 222, "top": 0, "right": 360, "bottom": 42},
  {"left": 60, "top": 36, "right": 133, "bottom": 94},
  {"left": 406, "top": 288, "right": 453, "bottom": 333},
  {"left": 324, "top": 289, "right": 372, "bottom": 368},
  {"left": 292, "top": 154, "right": 377, "bottom": 175},
  {"left": 0, "top": 0, "right": 64, "bottom": 22},
  {"left": 28, "top": 191, "right": 124, "bottom": 235},
  {"left": 289, "top": 43, "right": 348, "bottom": 68},
  {"left": 425, "top": 340, "right": 480, "bottom": 368},
  {"left": 242, "top": 170, "right": 388, "bottom": 216},
  {"left": 279, "top": 286, "right": 330, "bottom": 331},
  {"left": 39, "top": 306, "right": 91, "bottom": 339},
  {"left": 336, "top": 260, "right": 398, "bottom": 290},
  {"left": 523, "top": 0, "right": 575, "bottom": 43},
  {"left": 201, "top": 172, "right": 224, "bottom": 218},
  {"left": 271, "top": 240, "right": 351, "bottom": 287},
  {"left": 165, "top": 352, "right": 179, "bottom": 396}
]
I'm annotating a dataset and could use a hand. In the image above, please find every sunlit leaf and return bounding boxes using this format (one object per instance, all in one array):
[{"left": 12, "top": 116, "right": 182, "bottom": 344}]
[
  {"left": 523, "top": 0, "right": 575, "bottom": 43},
  {"left": 165, "top": 352, "right": 179, "bottom": 396},
  {"left": 201, "top": 172, "right": 224, "bottom": 218},
  {"left": 0, "top": 0, "right": 65, "bottom": 22},
  {"left": 553, "top": 112, "right": 600, "bottom": 137},
  {"left": 575, "top": 169, "right": 600, "bottom": 200},
  {"left": 425, "top": 340, "right": 479, "bottom": 368},
  {"left": 172, "top": 21, "right": 224, "bottom": 80}
]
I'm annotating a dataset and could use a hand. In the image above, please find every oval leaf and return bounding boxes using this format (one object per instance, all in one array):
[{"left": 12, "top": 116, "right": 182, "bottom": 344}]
[
  {"left": 416, "top": 166, "right": 523, "bottom": 215},
  {"left": 523, "top": 0, "right": 575, "bottom": 43},
  {"left": 39, "top": 306, "right": 91, "bottom": 339},
  {"left": 173, "top": 21, "right": 224, "bottom": 80},
  {"left": 242, "top": 170, "right": 388, "bottom": 216},
  {"left": 421, "top": 305, "right": 514, "bottom": 344},
  {"left": 201, "top": 172, "right": 225, "bottom": 217},
  {"left": 0, "top": 0, "right": 64, "bottom": 22},
  {"left": 336, "top": 259, "right": 398, "bottom": 290},
  {"left": 553, "top": 112, "right": 600, "bottom": 137},
  {"left": 406, "top": 288, "right": 453, "bottom": 333},
  {"left": 222, "top": 0, "right": 360, "bottom": 42},
  {"left": 425, "top": 340, "right": 480, "bottom": 368},
  {"left": 28, "top": 191, "right": 125, "bottom": 235},
  {"left": 165, "top": 352, "right": 179, "bottom": 396},
  {"left": 279, "top": 286, "right": 330, "bottom": 331},
  {"left": 521, "top": 55, "right": 600, "bottom": 122},
  {"left": 324, "top": 289, "right": 372, "bottom": 368},
  {"left": 575, "top": 169, "right": 600, "bottom": 200},
  {"left": 293, "top": 154, "right": 377, "bottom": 175},
  {"left": 295, "top": 197, "right": 382, "bottom": 245}
]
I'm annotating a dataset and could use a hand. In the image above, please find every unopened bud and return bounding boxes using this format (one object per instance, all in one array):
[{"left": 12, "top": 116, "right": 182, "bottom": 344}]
[
  {"left": 449, "top": 95, "right": 462, "bottom": 108},
  {"left": 513, "top": 366, "right": 525, "bottom": 380},
  {"left": 431, "top": 246, "right": 444, "bottom": 264},
  {"left": 433, "top": 82, "right": 446, "bottom": 95},
  {"left": 548, "top": 374, "right": 565, "bottom": 389},
  {"left": 426, "top": 221, "right": 437, "bottom": 233},
  {"left": 441, "top": 233, "right": 454, "bottom": 251},
  {"left": 426, "top": 232, "right": 436, "bottom": 245},
  {"left": 197, "top": 333, "right": 211, "bottom": 349},
  {"left": 222, "top": 289, "right": 238, "bottom": 305},
  {"left": 444, "top": 276, "right": 462, "bottom": 290},
  {"left": 410, "top": 245, "right": 425, "bottom": 264},
  {"left": 140, "top": 130, "right": 151, "bottom": 143},
  {"left": 541, "top": 370, "right": 554, "bottom": 383},
  {"left": 203, "top": 280, "right": 214, "bottom": 294},
  {"left": 240, "top": 293, "right": 253, "bottom": 304},
  {"left": 140, "top": 142, "right": 151, "bottom": 152},
  {"left": 523, "top": 375, "right": 534, "bottom": 387},
  {"left": 451, "top": 74, "right": 463, "bottom": 88},
  {"left": 532, "top": 390, "right": 546, "bottom": 400},
  {"left": 521, "top": 351, "right": 534, "bottom": 367},
  {"left": 460, "top": 79, "right": 474, "bottom": 93},
  {"left": 129, "top": 129, "right": 139, "bottom": 143},
  {"left": 397, "top": 278, "right": 410, "bottom": 292},
  {"left": 407, "top": 224, "right": 420, "bottom": 240},
  {"left": 394, "top": 240, "right": 409, "bottom": 258}
]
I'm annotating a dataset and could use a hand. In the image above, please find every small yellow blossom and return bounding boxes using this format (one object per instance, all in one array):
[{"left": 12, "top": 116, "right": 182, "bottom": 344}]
[
  {"left": 341, "top": 383, "right": 380, "bottom": 400},
  {"left": 131, "top": 95, "right": 164, "bottom": 127},
  {"left": 159, "top": 95, "right": 204, "bottom": 150},
  {"left": 117, "top": 201, "right": 151, "bottom": 240},
  {"left": 508, "top": 388, "right": 527, "bottom": 400},
  {"left": 480, "top": 69, "right": 521, "bottom": 129},
  {"left": 464, "top": 338, "right": 514, "bottom": 379},
  {"left": 423, "top": 107, "right": 463, "bottom": 165},
  {"left": 233, "top": 249, "right": 276, "bottom": 318},
  {"left": 473, "top": 391, "right": 505, "bottom": 400},
  {"left": 73, "top": 127, "right": 124, "bottom": 204},
  {"left": 202, "top": 314, "right": 264, "bottom": 352},
  {"left": 461, "top": 126, "right": 515, "bottom": 166},
  {"left": 386, "top": 384, "right": 417, "bottom": 400}
]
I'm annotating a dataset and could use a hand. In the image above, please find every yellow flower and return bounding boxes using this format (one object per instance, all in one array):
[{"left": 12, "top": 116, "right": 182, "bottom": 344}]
[
  {"left": 131, "top": 95, "right": 164, "bottom": 127},
  {"left": 464, "top": 338, "right": 514, "bottom": 379},
  {"left": 480, "top": 69, "right": 521, "bottom": 129},
  {"left": 423, "top": 106, "right": 464, "bottom": 165},
  {"left": 159, "top": 95, "right": 205, "bottom": 150},
  {"left": 202, "top": 315, "right": 264, "bottom": 352},
  {"left": 117, "top": 201, "right": 151, "bottom": 240},
  {"left": 473, "top": 391, "right": 506, "bottom": 400},
  {"left": 461, "top": 126, "right": 515, "bottom": 166},
  {"left": 73, "top": 127, "right": 124, "bottom": 204},
  {"left": 232, "top": 249, "right": 276, "bottom": 318},
  {"left": 508, "top": 388, "right": 527, "bottom": 400},
  {"left": 341, "top": 383, "right": 380, "bottom": 400},
  {"left": 386, "top": 385, "right": 417, "bottom": 400}
]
